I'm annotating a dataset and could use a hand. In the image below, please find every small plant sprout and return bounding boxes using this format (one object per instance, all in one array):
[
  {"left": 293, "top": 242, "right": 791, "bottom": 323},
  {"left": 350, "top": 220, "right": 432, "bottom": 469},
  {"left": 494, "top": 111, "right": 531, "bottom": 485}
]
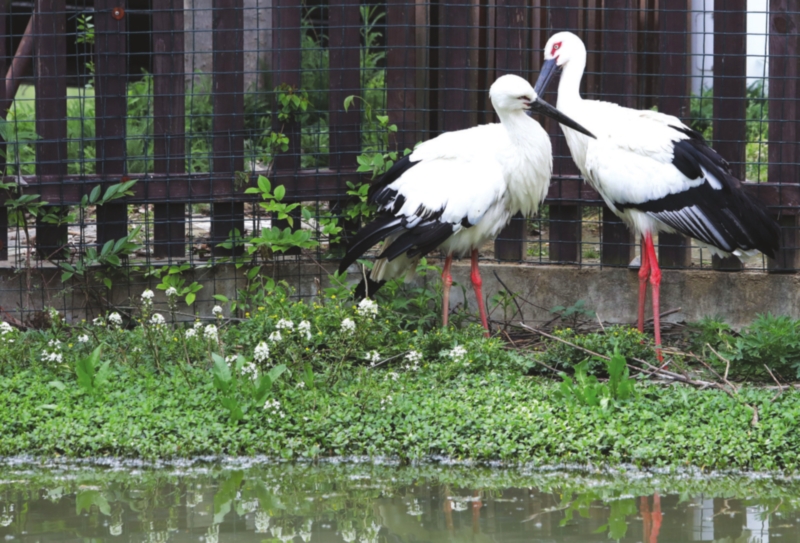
[
  {"left": 341, "top": 318, "right": 356, "bottom": 334},
  {"left": 268, "top": 331, "right": 282, "bottom": 342},
  {"left": 357, "top": 298, "right": 378, "bottom": 318},
  {"left": 254, "top": 341, "right": 270, "bottom": 362}
]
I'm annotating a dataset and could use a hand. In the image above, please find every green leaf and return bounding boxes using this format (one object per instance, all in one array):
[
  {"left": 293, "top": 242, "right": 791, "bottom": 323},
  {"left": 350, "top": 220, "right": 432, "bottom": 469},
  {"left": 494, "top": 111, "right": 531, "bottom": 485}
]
[
  {"left": 274, "top": 185, "right": 286, "bottom": 201},
  {"left": 76, "top": 489, "right": 111, "bottom": 516},
  {"left": 214, "top": 294, "right": 229, "bottom": 303},
  {"left": 49, "top": 380, "right": 66, "bottom": 391},
  {"left": 253, "top": 375, "right": 273, "bottom": 405},
  {"left": 185, "top": 292, "right": 196, "bottom": 306},
  {"left": 343, "top": 95, "right": 355, "bottom": 111},
  {"left": 257, "top": 175, "right": 271, "bottom": 195},
  {"left": 212, "top": 353, "right": 232, "bottom": 392},
  {"left": 89, "top": 185, "right": 101, "bottom": 204}
]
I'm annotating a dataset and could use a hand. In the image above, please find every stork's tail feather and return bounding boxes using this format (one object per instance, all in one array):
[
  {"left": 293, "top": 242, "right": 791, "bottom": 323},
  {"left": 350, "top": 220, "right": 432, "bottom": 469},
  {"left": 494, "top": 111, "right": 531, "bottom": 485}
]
[
  {"left": 724, "top": 190, "right": 781, "bottom": 260},
  {"left": 337, "top": 215, "right": 406, "bottom": 275},
  {"left": 354, "top": 276, "right": 386, "bottom": 300},
  {"left": 378, "top": 222, "right": 454, "bottom": 262}
]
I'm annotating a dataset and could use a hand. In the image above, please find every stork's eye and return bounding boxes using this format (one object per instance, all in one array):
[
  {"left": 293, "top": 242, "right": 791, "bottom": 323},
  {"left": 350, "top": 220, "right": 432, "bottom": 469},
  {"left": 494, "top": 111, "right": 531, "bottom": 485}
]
[{"left": 551, "top": 42, "right": 562, "bottom": 54}]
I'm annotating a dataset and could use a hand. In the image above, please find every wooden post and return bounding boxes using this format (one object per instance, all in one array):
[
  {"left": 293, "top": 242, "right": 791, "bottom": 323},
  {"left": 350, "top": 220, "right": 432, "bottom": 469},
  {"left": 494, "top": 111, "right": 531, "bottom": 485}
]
[
  {"left": 547, "top": 0, "right": 582, "bottom": 263},
  {"left": 34, "top": 0, "right": 68, "bottom": 260},
  {"left": 599, "top": 0, "right": 636, "bottom": 266},
  {"left": 438, "top": 0, "right": 475, "bottom": 133},
  {"left": 0, "top": 0, "right": 7, "bottom": 260},
  {"left": 270, "top": 0, "right": 302, "bottom": 255},
  {"left": 657, "top": 0, "right": 691, "bottom": 268},
  {"left": 153, "top": 0, "right": 186, "bottom": 259},
  {"left": 211, "top": 0, "right": 245, "bottom": 256},
  {"left": 493, "top": 0, "right": 527, "bottom": 262},
  {"left": 767, "top": 0, "right": 799, "bottom": 272},
  {"left": 387, "top": 0, "right": 418, "bottom": 150},
  {"left": 711, "top": 0, "right": 746, "bottom": 271},
  {"left": 327, "top": 0, "right": 362, "bottom": 255},
  {"left": 94, "top": 0, "right": 128, "bottom": 248}
]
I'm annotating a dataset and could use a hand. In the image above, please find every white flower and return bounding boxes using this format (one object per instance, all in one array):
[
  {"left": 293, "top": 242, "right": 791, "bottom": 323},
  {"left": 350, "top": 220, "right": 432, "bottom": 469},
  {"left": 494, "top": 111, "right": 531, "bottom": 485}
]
[
  {"left": 150, "top": 313, "right": 165, "bottom": 325},
  {"left": 254, "top": 511, "right": 271, "bottom": 533},
  {"left": 48, "top": 339, "right": 62, "bottom": 349},
  {"left": 165, "top": 287, "right": 178, "bottom": 297},
  {"left": 92, "top": 317, "right": 105, "bottom": 326},
  {"left": 297, "top": 381, "right": 306, "bottom": 389},
  {"left": 263, "top": 399, "right": 284, "bottom": 418},
  {"left": 108, "top": 312, "right": 123, "bottom": 326},
  {"left": 0, "top": 322, "right": 13, "bottom": 335},
  {"left": 47, "top": 307, "right": 60, "bottom": 320},
  {"left": 204, "top": 324, "right": 219, "bottom": 341},
  {"left": 385, "top": 372, "right": 399, "bottom": 381},
  {"left": 340, "top": 318, "right": 356, "bottom": 333},
  {"left": 365, "top": 350, "right": 381, "bottom": 365},
  {"left": 77, "top": 334, "right": 89, "bottom": 343},
  {"left": 42, "top": 351, "right": 63, "bottom": 364},
  {"left": 268, "top": 331, "right": 282, "bottom": 342},
  {"left": 405, "top": 350, "right": 422, "bottom": 363},
  {"left": 225, "top": 355, "right": 237, "bottom": 364},
  {"left": 241, "top": 361, "right": 258, "bottom": 380},
  {"left": 254, "top": 341, "right": 270, "bottom": 362},
  {"left": 298, "top": 320, "right": 312, "bottom": 340},
  {"left": 141, "top": 289, "right": 155, "bottom": 301},
  {"left": 276, "top": 319, "right": 294, "bottom": 330},
  {"left": 212, "top": 305, "right": 224, "bottom": 317},
  {"left": 341, "top": 529, "right": 357, "bottom": 543},
  {"left": 185, "top": 328, "right": 197, "bottom": 339},
  {"left": 448, "top": 345, "right": 468, "bottom": 361},
  {"left": 357, "top": 298, "right": 378, "bottom": 317}
]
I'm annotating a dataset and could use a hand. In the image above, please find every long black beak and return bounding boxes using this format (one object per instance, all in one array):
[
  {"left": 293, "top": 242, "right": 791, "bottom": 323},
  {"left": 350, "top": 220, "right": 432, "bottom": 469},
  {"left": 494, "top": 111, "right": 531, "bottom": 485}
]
[
  {"left": 534, "top": 58, "right": 560, "bottom": 97},
  {"left": 527, "top": 97, "right": 596, "bottom": 139}
]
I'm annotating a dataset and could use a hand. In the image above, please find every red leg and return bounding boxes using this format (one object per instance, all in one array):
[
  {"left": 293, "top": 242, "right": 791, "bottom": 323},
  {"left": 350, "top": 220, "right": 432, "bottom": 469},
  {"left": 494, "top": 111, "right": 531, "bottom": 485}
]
[
  {"left": 637, "top": 235, "right": 650, "bottom": 333},
  {"left": 471, "top": 249, "right": 490, "bottom": 337},
  {"left": 650, "top": 493, "right": 662, "bottom": 543},
  {"left": 441, "top": 254, "right": 454, "bottom": 328},
  {"left": 643, "top": 234, "right": 663, "bottom": 363}
]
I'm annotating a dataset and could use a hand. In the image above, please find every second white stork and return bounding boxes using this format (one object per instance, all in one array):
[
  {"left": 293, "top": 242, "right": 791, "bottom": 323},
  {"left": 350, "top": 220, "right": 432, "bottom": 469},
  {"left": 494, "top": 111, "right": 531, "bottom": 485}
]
[
  {"left": 534, "top": 31, "right": 781, "bottom": 358},
  {"left": 338, "top": 74, "right": 595, "bottom": 335}
]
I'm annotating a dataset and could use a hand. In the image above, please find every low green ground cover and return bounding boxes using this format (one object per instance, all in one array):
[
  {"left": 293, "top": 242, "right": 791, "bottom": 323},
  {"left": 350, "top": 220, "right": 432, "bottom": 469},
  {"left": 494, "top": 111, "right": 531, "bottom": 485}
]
[{"left": 1, "top": 274, "right": 799, "bottom": 471}]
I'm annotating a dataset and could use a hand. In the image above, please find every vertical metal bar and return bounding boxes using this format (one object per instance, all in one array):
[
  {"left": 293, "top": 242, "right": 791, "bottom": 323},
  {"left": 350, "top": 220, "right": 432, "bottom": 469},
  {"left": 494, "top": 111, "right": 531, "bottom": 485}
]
[
  {"left": 94, "top": 0, "right": 128, "bottom": 247},
  {"left": 657, "top": 0, "right": 691, "bottom": 268},
  {"left": 439, "top": 0, "right": 474, "bottom": 133},
  {"left": 599, "top": 0, "right": 636, "bottom": 266},
  {"left": 767, "top": 0, "right": 799, "bottom": 272},
  {"left": 153, "top": 0, "right": 186, "bottom": 259},
  {"left": 387, "top": 0, "right": 418, "bottom": 150},
  {"left": 547, "top": 0, "right": 581, "bottom": 263},
  {"left": 34, "top": 0, "right": 68, "bottom": 260},
  {"left": 211, "top": 0, "right": 245, "bottom": 255},
  {"left": 711, "top": 0, "right": 746, "bottom": 271},
  {"left": 0, "top": 0, "right": 8, "bottom": 260},
  {"left": 493, "top": 0, "right": 527, "bottom": 261}
]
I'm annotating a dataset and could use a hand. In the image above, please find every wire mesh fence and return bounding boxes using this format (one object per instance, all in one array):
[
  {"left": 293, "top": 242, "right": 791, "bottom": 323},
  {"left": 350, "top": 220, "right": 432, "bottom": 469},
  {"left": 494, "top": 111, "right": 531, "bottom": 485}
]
[{"left": 0, "top": 0, "right": 797, "bottom": 320}]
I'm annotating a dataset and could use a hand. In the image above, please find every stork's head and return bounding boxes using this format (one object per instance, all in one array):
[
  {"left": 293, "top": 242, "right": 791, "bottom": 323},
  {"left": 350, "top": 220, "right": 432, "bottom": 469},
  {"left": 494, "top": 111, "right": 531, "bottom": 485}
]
[
  {"left": 490, "top": 74, "right": 594, "bottom": 138},
  {"left": 535, "top": 32, "right": 587, "bottom": 97}
]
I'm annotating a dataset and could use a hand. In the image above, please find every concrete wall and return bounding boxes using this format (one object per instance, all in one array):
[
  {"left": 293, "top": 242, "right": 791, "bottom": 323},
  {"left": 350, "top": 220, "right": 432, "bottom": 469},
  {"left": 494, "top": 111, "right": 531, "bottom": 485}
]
[
  {"left": 2, "top": 261, "right": 799, "bottom": 330},
  {"left": 184, "top": 0, "right": 272, "bottom": 91}
]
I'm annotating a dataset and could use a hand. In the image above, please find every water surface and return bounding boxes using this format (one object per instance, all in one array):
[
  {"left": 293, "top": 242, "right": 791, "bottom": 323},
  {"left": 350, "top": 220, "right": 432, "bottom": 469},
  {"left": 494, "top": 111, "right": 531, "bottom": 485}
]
[{"left": 1, "top": 459, "right": 798, "bottom": 543}]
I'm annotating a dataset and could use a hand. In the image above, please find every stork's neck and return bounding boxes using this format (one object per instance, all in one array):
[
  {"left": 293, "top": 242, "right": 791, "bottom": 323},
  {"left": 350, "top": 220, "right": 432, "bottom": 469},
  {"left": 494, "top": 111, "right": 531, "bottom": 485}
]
[
  {"left": 496, "top": 110, "right": 542, "bottom": 149},
  {"left": 556, "top": 57, "right": 586, "bottom": 109}
]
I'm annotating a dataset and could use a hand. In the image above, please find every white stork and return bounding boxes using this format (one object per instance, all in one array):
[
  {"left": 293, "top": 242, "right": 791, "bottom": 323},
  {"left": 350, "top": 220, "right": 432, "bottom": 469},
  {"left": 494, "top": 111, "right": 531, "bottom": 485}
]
[
  {"left": 534, "top": 31, "right": 781, "bottom": 358},
  {"left": 338, "top": 74, "right": 595, "bottom": 335}
]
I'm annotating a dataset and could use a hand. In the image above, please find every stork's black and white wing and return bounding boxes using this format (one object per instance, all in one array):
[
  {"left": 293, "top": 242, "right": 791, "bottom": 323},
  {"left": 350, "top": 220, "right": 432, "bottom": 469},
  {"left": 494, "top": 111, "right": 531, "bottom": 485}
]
[
  {"left": 337, "top": 124, "right": 509, "bottom": 274},
  {"left": 584, "top": 109, "right": 780, "bottom": 258}
]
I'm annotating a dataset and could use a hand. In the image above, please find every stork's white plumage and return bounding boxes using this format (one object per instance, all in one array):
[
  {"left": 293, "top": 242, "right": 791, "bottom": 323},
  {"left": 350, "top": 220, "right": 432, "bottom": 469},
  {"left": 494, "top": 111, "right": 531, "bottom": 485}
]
[
  {"left": 338, "top": 74, "right": 594, "bottom": 334},
  {"left": 535, "top": 31, "right": 781, "bottom": 358}
]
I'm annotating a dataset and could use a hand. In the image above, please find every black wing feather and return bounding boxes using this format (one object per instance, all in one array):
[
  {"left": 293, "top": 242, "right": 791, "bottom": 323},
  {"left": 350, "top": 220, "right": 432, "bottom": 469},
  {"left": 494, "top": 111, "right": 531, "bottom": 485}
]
[
  {"left": 379, "top": 222, "right": 455, "bottom": 262},
  {"left": 337, "top": 215, "right": 406, "bottom": 274},
  {"left": 618, "top": 131, "right": 780, "bottom": 258}
]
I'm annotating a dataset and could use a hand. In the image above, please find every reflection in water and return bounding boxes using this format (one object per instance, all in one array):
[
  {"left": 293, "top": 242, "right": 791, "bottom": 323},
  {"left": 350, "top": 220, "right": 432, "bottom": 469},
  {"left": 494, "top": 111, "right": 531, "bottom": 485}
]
[{"left": 0, "top": 460, "right": 798, "bottom": 543}]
